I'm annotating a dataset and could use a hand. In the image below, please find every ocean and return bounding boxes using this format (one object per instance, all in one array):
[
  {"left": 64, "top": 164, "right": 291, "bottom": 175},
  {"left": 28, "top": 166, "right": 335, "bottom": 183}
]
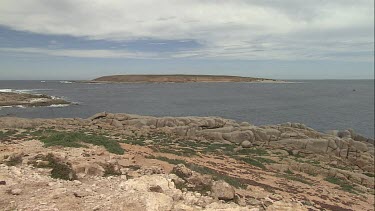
[{"left": 0, "top": 80, "right": 374, "bottom": 138}]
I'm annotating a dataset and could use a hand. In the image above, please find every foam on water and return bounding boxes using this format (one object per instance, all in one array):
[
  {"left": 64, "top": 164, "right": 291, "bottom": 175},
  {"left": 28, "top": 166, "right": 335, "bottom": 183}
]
[{"left": 48, "top": 104, "right": 70, "bottom": 108}]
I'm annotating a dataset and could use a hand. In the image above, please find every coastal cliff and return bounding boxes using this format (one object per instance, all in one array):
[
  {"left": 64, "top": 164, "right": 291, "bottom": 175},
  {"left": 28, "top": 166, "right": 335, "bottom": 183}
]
[
  {"left": 0, "top": 112, "right": 374, "bottom": 210},
  {"left": 92, "top": 75, "right": 280, "bottom": 83}
]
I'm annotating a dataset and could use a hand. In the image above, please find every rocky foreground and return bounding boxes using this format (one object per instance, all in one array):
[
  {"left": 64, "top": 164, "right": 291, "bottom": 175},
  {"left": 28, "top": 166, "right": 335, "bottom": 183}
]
[
  {"left": 91, "top": 75, "right": 280, "bottom": 83},
  {"left": 0, "top": 113, "right": 374, "bottom": 211},
  {"left": 0, "top": 92, "right": 70, "bottom": 107}
]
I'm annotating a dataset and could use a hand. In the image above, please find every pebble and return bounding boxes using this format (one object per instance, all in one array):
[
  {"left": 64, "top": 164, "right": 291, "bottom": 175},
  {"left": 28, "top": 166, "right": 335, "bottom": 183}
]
[{"left": 11, "top": 188, "right": 22, "bottom": 195}]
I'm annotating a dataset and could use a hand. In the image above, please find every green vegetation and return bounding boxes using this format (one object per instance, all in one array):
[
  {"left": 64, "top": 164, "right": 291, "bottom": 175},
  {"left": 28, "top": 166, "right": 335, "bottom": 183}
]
[
  {"left": 235, "top": 155, "right": 276, "bottom": 169},
  {"left": 363, "top": 172, "right": 375, "bottom": 178},
  {"left": 147, "top": 155, "right": 187, "bottom": 165},
  {"left": 324, "top": 176, "right": 357, "bottom": 194},
  {"left": 0, "top": 129, "right": 18, "bottom": 140},
  {"left": 237, "top": 148, "right": 269, "bottom": 156},
  {"left": 237, "top": 157, "right": 266, "bottom": 169},
  {"left": 31, "top": 153, "right": 77, "bottom": 180},
  {"left": 38, "top": 131, "right": 124, "bottom": 155},
  {"left": 103, "top": 163, "right": 122, "bottom": 177},
  {"left": 287, "top": 150, "right": 304, "bottom": 158},
  {"left": 292, "top": 157, "right": 320, "bottom": 166},
  {"left": 186, "top": 163, "right": 246, "bottom": 189},
  {"left": 285, "top": 169, "right": 294, "bottom": 175},
  {"left": 277, "top": 172, "right": 313, "bottom": 186},
  {"left": 5, "top": 154, "right": 23, "bottom": 166}
]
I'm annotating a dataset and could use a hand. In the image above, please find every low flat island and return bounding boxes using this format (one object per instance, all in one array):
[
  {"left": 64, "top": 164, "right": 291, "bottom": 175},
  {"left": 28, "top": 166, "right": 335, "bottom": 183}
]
[
  {"left": 0, "top": 92, "right": 70, "bottom": 107},
  {"left": 90, "top": 74, "right": 283, "bottom": 83}
]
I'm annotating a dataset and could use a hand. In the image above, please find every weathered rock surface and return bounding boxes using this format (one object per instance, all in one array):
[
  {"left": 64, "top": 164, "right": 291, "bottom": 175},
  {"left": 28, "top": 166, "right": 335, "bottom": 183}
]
[
  {"left": 0, "top": 112, "right": 374, "bottom": 211},
  {"left": 211, "top": 180, "right": 236, "bottom": 200},
  {"left": 0, "top": 92, "right": 70, "bottom": 107}
]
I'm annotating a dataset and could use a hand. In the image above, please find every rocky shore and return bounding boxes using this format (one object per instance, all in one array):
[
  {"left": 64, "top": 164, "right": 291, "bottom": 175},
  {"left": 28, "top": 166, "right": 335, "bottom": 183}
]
[
  {"left": 0, "top": 113, "right": 374, "bottom": 211},
  {"left": 91, "top": 75, "right": 282, "bottom": 83},
  {"left": 0, "top": 92, "right": 70, "bottom": 107}
]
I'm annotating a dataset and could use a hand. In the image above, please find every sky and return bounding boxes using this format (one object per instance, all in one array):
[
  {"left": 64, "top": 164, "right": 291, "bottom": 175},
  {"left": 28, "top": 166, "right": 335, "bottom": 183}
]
[{"left": 0, "top": 0, "right": 374, "bottom": 80}]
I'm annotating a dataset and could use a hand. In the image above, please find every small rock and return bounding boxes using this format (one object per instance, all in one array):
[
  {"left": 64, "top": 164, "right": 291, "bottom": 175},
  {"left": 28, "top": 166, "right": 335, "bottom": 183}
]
[
  {"left": 329, "top": 160, "right": 338, "bottom": 166},
  {"left": 10, "top": 188, "right": 22, "bottom": 195},
  {"left": 241, "top": 140, "right": 252, "bottom": 148},
  {"left": 144, "top": 140, "right": 154, "bottom": 145},
  {"left": 0, "top": 181, "right": 6, "bottom": 185},
  {"left": 73, "top": 180, "right": 82, "bottom": 185},
  {"left": 292, "top": 150, "right": 299, "bottom": 156},
  {"left": 149, "top": 185, "right": 164, "bottom": 193},
  {"left": 211, "top": 180, "right": 235, "bottom": 200},
  {"left": 172, "top": 164, "right": 193, "bottom": 178}
]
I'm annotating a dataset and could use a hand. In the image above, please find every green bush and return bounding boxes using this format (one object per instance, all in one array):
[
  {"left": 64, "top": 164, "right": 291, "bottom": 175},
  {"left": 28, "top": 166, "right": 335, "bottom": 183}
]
[{"left": 39, "top": 131, "right": 124, "bottom": 155}]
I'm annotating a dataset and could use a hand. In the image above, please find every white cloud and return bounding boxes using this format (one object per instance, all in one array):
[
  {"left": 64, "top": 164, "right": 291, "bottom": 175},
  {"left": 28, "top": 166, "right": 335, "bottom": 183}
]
[{"left": 0, "top": 0, "right": 373, "bottom": 61}]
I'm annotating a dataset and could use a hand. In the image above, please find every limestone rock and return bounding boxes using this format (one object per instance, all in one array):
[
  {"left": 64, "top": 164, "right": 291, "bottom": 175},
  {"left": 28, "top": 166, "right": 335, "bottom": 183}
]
[
  {"left": 241, "top": 140, "right": 252, "bottom": 148},
  {"left": 172, "top": 164, "right": 193, "bottom": 178},
  {"left": 88, "top": 112, "right": 107, "bottom": 120},
  {"left": 305, "top": 139, "right": 329, "bottom": 153},
  {"left": 211, "top": 180, "right": 235, "bottom": 200},
  {"left": 10, "top": 188, "right": 22, "bottom": 195},
  {"left": 266, "top": 201, "right": 307, "bottom": 211}
]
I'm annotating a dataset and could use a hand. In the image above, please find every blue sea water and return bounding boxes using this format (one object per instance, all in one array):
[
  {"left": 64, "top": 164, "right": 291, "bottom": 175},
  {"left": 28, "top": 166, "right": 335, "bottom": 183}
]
[{"left": 0, "top": 80, "right": 374, "bottom": 137}]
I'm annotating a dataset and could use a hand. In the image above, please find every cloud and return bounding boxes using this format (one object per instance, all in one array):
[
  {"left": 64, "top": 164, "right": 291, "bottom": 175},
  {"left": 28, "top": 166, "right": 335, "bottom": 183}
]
[{"left": 0, "top": 0, "right": 373, "bottom": 61}]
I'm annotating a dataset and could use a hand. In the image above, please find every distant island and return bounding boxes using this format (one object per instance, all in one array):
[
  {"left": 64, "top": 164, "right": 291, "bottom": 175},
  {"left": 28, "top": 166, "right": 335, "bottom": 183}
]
[
  {"left": 90, "top": 75, "right": 284, "bottom": 83},
  {"left": 0, "top": 92, "right": 70, "bottom": 107}
]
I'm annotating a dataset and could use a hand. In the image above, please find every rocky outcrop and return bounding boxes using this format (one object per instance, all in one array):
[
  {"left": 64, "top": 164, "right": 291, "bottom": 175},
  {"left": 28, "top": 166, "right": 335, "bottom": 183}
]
[
  {"left": 1, "top": 112, "right": 374, "bottom": 211},
  {"left": 82, "top": 112, "right": 375, "bottom": 172},
  {"left": 0, "top": 92, "right": 70, "bottom": 107},
  {"left": 0, "top": 112, "right": 373, "bottom": 175}
]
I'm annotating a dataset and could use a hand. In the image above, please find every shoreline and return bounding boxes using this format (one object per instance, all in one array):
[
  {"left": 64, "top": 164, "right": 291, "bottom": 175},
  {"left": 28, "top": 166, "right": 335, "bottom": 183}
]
[
  {"left": 0, "top": 91, "right": 71, "bottom": 108},
  {"left": 0, "top": 112, "right": 374, "bottom": 210}
]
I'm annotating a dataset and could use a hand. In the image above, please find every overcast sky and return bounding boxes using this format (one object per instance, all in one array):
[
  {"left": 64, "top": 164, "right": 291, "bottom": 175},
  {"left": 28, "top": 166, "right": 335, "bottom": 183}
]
[{"left": 0, "top": 0, "right": 374, "bottom": 80}]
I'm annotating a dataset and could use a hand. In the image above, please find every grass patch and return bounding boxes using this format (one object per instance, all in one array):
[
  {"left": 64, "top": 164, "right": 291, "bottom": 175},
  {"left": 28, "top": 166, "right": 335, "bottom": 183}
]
[
  {"left": 237, "top": 157, "right": 266, "bottom": 169},
  {"left": 324, "top": 176, "right": 357, "bottom": 194},
  {"left": 254, "top": 157, "right": 277, "bottom": 164},
  {"left": 293, "top": 158, "right": 320, "bottom": 166},
  {"left": 237, "top": 148, "right": 269, "bottom": 156},
  {"left": 31, "top": 153, "right": 77, "bottom": 180},
  {"left": 203, "top": 143, "right": 235, "bottom": 153},
  {"left": 157, "top": 147, "right": 197, "bottom": 156},
  {"left": 39, "top": 131, "right": 124, "bottom": 155},
  {"left": 103, "top": 163, "right": 122, "bottom": 177},
  {"left": 0, "top": 129, "right": 18, "bottom": 140},
  {"left": 285, "top": 169, "right": 294, "bottom": 174},
  {"left": 147, "top": 155, "right": 187, "bottom": 165},
  {"left": 5, "top": 154, "right": 23, "bottom": 166},
  {"left": 363, "top": 172, "right": 375, "bottom": 178},
  {"left": 186, "top": 164, "right": 247, "bottom": 189},
  {"left": 287, "top": 150, "right": 304, "bottom": 158},
  {"left": 277, "top": 173, "right": 313, "bottom": 186}
]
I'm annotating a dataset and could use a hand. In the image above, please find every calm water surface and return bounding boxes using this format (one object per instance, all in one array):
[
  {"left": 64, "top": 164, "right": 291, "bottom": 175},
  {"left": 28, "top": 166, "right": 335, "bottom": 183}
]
[{"left": 0, "top": 80, "right": 373, "bottom": 137}]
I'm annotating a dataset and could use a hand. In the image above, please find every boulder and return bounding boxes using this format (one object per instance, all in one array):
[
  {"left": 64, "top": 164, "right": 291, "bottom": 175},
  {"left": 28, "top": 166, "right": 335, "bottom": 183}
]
[
  {"left": 272, "top": 139, "right": 308, "bottom": 149},
  {"left": 110, "top": 119, "right": 123, "bottom": 128},
  {"left": 351, "top": 140, "right": 368, "bottom": 152},
  {"left": 263, "top": 128, "right": 281, "bottom": 138},
  {"left": 186, "top": 173, "right": 213, "bottom": 190},
  {"left": 88, "top": 112, "right": 107, "bottom": 121},
  {"left": 241, "top": 140, "right": 252, "bottom": 148},
  {"left": 305, "top": 139, "right": 329, "bottom": 153},
  {"left": 224, "top": 131, "right": 254, "bottom": 144},
  {"left": 211, "top": 180, "right": 235, "bottom": 200},
  {"left": 338, "top": 130, "right": 351, "bottom": 138},
  {"left": 172, "top": 164, "right": 192, "bottom": 178}
]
